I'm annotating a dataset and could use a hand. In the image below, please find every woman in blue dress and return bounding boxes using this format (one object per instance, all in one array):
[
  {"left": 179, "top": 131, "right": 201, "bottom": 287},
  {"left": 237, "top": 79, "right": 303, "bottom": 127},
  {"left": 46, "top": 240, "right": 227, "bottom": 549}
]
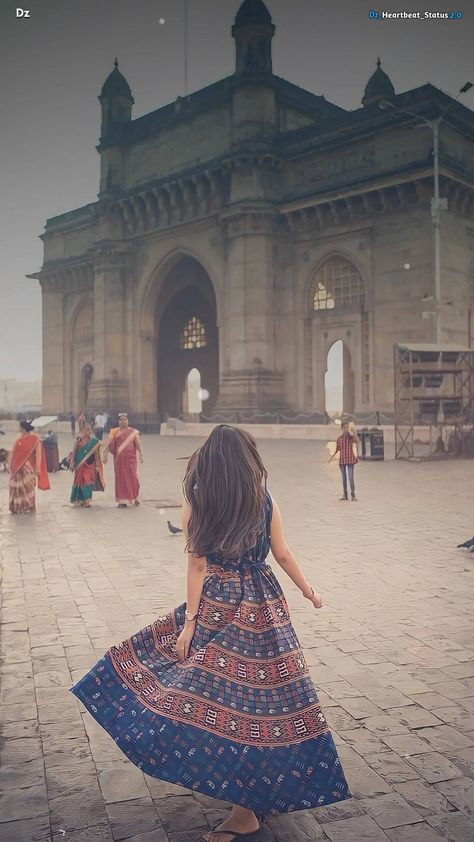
[{"left": 72, "top": 425, "right": 350, "bottom": 841}]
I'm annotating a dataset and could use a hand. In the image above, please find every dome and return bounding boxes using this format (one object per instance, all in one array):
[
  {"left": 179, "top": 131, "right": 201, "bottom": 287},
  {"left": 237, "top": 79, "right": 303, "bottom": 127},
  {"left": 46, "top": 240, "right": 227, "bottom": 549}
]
[
  {"left": 362, "top": 58, "right": 395, "bottom": 106},
  {"left": 101, "top": 59, "right": 133, "bottom": 99},
  {"left": 234, "top": 0, "right": 272, "bottom": 27}
]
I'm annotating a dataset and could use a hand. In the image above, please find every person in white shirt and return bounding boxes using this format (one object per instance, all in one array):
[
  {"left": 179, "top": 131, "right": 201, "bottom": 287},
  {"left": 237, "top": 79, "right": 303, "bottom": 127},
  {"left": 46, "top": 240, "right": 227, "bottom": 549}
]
[{"left": 94, "top": 412, "right": 105, "bottom": 441}]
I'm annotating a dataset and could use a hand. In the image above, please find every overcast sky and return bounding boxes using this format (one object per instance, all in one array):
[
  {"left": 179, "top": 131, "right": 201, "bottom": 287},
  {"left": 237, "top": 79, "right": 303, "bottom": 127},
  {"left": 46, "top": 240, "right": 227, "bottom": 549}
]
[{"left": 0, "top": 0, "right": 472, "bottom": 381}]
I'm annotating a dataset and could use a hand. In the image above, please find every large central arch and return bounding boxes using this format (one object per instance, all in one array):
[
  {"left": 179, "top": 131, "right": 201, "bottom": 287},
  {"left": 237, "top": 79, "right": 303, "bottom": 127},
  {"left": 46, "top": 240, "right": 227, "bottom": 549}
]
[{"left": 154, "top": 256, "right": 219, "bottom": 418}]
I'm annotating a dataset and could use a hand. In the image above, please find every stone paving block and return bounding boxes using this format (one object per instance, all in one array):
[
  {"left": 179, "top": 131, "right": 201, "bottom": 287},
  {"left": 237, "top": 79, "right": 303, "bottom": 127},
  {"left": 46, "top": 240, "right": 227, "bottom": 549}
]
[
  {"left": 266, "top": 811, "right": 325, "bottom": 840},
  {"left": 52, "top": 827, "right": 114, "bottom": 842},
  {"left": 45, "top": 760, "right": 99, "bottom": 798},
  {"left": 359, "top": 793, "right": 423, "bottom": 828},
  {"left": 322, "top": 814, "right": 390, "bottom": 841},
  {"left": 345, "top": 763, "right": 393, "bottom": 798},
  {"left": 384, "top": 822, "right": 445, "bottom": 841},
  {"left": 435, "top": 776, "right": 474, "bottom": 817},
  {"left": 428, "top": 681, "right": 474, "bottom": 701},
  {"left": 98, "top": 764, "right": 150, "bottom": 803},
  {"left": 313, "top": 798, "right": 366, "bottom": 824},
  {"left": 387, "top": 706, "right": 442, "bottom": 730},
  {"left": 431, "top": 706, "right": 474, "bottom": 734},
  {"left": 393, "top": 780, "right": 453, "bottom": 817},
  {"left": 364, "top": 688, "right": 413, "bottom": 710},
  {"left": 49, "top": 790, "right": 109, "bottom": 834},
  {"left": 416, "top": 725, "right": 473, "bottom": 753},
  {"left": 381, "top": 735, "right": 433, "bottom": 756},
  {"left": 407, "top": 752, "right": 463, "bottom": 784},
  {"left": 0, "top": 784, "right": 49, "bottom": 824},
  {"left": 120, "top": 831, "right": 168, "bottom": 842},
  {"left": 0, "top": 758, "right": 46, "bottom": 791},
  {"left": 0, "top": 735, "right": 43, "bottom": 763},
  {"left": 321, "top": 680, "right": 363, "bottom": 700},
  {"left": 364, "top": 751, "right": 421, "bottom": 784},
  {"left": 341, "top": 727, "right": 390, "bottom": 756},
  {"left": 443, "top": 662, "right": 474, "bottom": 680},
  {"left": 147, "top": 777, "right": 193, "bottom": 800},
  {"left": 0, "top": 701, "right": 38, "bottom": 723},
  {"left": 338, "top": 696, "right": 384, "bottom": 719},
  {"left": 0, "top": 816, "right": 51, "bottom": 842},
  {"left": 155, "top": 795, "right": 209, "bottom": 836},
  {"left": 426, "top": 811, "right": 474, "bottom": 841},
  {"left": 362, "top": 715, "right": 411, "bottom": 738},
  {"left": 106, "top": 798, "right": 168, "bottom": 841},
  {"left": 324, "top": 706, "right": 362, "bottom": 732},
  {"left": 408, "top": 693, "right": 458, "bottom": 711},
  {"left": 445, "top": 747, "right": 474, "bottom": 780}
]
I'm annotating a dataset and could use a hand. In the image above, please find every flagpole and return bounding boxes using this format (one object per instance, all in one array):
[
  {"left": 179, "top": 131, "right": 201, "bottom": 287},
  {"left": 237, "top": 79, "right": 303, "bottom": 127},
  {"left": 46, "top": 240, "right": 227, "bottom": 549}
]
[{"left": 184, "top": 0, "right": 188, "bottom": 96}]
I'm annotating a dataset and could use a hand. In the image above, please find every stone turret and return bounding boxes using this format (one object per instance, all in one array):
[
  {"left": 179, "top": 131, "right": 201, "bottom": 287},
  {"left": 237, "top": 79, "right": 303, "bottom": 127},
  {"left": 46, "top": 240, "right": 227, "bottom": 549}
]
[
  {"left": 362, "top": 58, "right": 395, "bottom": 106},
  {"left": 232, "top": 0, "right": 275, "bottom": 77},
  {"left": 98, "top": 60, "right": 134, "bottom": 197}
]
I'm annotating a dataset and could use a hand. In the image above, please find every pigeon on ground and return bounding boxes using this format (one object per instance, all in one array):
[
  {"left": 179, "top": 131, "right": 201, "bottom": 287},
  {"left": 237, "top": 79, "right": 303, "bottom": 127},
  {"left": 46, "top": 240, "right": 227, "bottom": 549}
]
[
  {"left": 457, "top": 537, "right": 474, "bottom": 549},
  {"left": 167, "top": 521, "right": 183, "bottom": 535}
]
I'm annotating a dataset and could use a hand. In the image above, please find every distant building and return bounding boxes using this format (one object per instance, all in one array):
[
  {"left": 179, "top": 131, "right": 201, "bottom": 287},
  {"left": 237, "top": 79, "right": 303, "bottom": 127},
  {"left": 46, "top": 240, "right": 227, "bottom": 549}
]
[
  {"left": 0, "top": 379, "right": 42, "bottom": 413},
  {"left": 31, "top": 0, "right": 474, "bottom": 420}
]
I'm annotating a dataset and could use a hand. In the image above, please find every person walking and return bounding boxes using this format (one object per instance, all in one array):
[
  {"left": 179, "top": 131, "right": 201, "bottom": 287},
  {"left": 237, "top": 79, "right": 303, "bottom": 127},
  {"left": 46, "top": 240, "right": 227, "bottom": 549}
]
[
  {"left": 331, "top": 420, "right": 359, "bottom": 501},
  {"left": 69, "top": 411, "right": 76, "bottom": 436},
  {"left": 103, "top": 413, "right": 143, "bottom": 508},
  {"left": 9, "top": 420, "right": 50, "bottom": 513},
  {"left": 69, "top": 424, "right": 105, "bottom": 508},
  {"left": 71, "top": 425, "right": 350, "bottom": 839},
  {"left": 94, "top": 411, "right": 106, "bottom": 441}
]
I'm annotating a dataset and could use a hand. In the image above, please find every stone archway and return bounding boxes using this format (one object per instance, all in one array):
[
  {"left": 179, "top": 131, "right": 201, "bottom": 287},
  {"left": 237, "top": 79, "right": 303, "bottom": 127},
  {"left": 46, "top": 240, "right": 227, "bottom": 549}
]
[
  {"left": 307, "top": 254, "right": 369, "bottom": 415},
  {"left": 155, "top": 257, "right": 218, "bottom": 418},
  {"left": 325, "top": 340, "right": 355, "bottom": 417},
  {"left": 79, "top": 363, "right": 94, "bottom": 409}
]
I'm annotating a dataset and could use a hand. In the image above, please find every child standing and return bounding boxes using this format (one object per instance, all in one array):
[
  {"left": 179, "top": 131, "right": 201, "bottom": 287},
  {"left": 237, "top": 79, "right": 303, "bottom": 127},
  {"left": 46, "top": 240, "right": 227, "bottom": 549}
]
[{"left": 71, "top": 425, "right": 350, "bottom": 840}]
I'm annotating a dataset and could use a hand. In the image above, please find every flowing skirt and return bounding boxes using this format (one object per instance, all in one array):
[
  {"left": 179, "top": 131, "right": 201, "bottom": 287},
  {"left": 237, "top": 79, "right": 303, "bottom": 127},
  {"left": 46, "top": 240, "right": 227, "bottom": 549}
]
[
  {"left": 9, "top": 464, "right": 36, "bottom": 513},
  {"left": 72, "top": 561, "right": 350, "bottom": 815},
  {"left": 70, "top": 462, "right": 95, "bottom": 503}
]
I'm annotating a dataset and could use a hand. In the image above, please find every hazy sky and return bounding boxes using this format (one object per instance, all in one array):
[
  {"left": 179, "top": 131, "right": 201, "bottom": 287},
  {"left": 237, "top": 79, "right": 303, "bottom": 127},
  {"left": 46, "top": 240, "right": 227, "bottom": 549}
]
[{"left": 0, "top": 0, "right": 472, "bottom": 381}]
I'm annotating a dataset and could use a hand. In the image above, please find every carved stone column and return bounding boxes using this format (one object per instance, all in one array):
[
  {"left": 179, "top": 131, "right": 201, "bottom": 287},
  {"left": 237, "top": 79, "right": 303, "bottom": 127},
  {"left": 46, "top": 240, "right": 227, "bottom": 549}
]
[
  {"left": 38, "top": 273, "right": 66, "bottom": 414},
  {"left": 87, "top": 241, "right": 134, "bottom": 411},
  {"left": 213, "top": 207, "right": 286, "bottom": 416}
]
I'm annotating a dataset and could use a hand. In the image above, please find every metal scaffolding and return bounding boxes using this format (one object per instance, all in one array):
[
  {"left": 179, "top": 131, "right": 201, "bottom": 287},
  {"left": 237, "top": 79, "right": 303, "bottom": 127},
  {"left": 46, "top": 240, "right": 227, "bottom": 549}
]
[{"left": 394, "top": 343, "right": 474, "bottom": 459}]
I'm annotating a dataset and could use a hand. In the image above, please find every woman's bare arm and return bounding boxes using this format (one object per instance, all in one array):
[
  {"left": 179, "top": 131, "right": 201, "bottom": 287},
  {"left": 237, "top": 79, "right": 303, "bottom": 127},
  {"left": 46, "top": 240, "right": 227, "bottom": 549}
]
[
  {"left": 270, "top": 500, "right": 322, "bottom": 607},
  {"left": 182, "top": 499, "right": 207, "bottom": 616}
]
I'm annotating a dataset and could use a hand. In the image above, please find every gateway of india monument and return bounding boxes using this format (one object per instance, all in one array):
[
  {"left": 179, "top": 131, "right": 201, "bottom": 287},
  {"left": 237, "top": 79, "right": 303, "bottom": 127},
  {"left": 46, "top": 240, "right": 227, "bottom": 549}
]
[{"left": 31, "top": 0, "right": 474, "bottom": 423}]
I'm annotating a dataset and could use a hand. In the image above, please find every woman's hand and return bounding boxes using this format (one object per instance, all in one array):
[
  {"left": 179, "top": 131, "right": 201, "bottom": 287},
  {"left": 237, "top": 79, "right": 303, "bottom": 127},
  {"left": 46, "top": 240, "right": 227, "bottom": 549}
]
[
  {"left": 175, "top": 622, "right": 196, "bottom": 661},
  {"left": 311, "top": 591, "right": 323, "bottom": 609}
]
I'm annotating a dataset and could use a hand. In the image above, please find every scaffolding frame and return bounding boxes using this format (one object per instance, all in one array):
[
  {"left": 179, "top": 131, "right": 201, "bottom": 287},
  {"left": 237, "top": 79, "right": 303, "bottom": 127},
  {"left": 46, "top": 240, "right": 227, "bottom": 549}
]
[{"left": 394, "top": 343, "right": 474, "bottom": 459}]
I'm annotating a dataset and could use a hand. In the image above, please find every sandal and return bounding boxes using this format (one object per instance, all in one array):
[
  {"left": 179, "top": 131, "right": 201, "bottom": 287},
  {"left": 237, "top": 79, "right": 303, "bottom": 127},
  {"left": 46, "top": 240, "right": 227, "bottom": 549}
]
[
  {"left": 203, "top": 813, "right": 263, "bottom": 841},
  {"left": 117, "top": 503, "right": 127, "bottom": 508}
]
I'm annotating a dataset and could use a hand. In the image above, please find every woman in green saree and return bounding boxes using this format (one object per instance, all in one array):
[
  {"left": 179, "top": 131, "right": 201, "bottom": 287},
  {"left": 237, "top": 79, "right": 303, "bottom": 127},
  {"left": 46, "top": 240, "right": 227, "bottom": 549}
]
[{"left": 70, "top": 425, "right": 105, "bottom": 507}]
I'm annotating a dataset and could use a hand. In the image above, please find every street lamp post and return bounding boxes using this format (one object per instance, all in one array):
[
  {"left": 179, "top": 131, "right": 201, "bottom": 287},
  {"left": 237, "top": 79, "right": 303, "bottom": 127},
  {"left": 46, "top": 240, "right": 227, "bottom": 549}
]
[{"left": 380, "top": 82, "right": 473, "bottom": 345}]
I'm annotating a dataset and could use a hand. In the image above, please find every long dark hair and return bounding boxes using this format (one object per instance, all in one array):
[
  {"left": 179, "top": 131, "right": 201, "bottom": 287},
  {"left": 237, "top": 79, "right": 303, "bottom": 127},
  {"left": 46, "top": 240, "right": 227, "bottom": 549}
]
[
  {"left": 20, "top": 420, "right": 34, "bottom": 433},
  {"left": 183, "top": 425, "right": 268, "bottom": 560}
]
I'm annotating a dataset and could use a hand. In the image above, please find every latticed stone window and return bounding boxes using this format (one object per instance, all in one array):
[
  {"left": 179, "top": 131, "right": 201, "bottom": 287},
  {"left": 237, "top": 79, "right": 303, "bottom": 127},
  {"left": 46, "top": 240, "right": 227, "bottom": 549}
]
[
  {"left": 313, "top": 257, "right": 364, "bottom": 311},
  {"left": 181, "top": 316, "right": 207, "bottom": 350},
  {"left": 73, "top": 302, "right": 93, "bottom": 343}
]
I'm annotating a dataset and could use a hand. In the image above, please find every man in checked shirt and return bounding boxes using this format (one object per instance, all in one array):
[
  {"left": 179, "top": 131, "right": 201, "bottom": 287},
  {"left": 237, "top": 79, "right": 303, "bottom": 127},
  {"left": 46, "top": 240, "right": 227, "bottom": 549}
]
[{"left": 330, "top": 420, "right": 360, "bottom": 501}]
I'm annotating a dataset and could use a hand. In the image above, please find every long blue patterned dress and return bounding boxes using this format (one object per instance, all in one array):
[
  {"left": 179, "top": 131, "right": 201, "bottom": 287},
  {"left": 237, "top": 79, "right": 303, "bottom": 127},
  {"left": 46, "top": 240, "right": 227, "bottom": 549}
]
[{"left": 71, "top": 493, "right": 350, "bottom": 814}]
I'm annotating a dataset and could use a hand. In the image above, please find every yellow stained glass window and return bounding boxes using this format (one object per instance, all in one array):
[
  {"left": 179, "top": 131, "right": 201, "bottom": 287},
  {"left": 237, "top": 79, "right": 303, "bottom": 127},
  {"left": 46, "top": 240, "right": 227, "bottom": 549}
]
[
  {"left": 181, "top": 316, "right": 207, "bottom": 350},
  {"left": 313, "top": 257, "right": 364, "bottom": 311}
]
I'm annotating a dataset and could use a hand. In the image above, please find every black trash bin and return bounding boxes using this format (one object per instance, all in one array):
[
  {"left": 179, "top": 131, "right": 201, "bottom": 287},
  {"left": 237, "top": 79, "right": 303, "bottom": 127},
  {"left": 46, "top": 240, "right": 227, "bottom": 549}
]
[
  {"left": 369, "top": 428, "right": 384, "bottom": 461},
  {"left": 358, "top": 428, "right": 370, "bottom": 460},
  {"left": 43, "top": 438, "right": 60, "bottom": 472}
]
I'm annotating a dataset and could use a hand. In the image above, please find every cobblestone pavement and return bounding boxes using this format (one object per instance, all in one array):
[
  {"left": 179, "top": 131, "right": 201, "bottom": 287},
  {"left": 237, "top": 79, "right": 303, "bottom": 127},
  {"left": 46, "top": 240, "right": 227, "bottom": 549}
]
[{"left": 1, "top": 433, "right": 474, "bottom": 842}]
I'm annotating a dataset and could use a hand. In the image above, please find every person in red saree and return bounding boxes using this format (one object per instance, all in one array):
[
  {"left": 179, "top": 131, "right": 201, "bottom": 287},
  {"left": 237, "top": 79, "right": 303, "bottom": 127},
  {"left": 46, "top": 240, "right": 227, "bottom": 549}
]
[
  {"left": 9, "top": 420, "right": 50, "bottom": 514},
  {"left": 103, "top": 413, "right": 143, "bottom": 508},
  {"left": 70, "top": 425, "right": 105, "bottom": 508}
]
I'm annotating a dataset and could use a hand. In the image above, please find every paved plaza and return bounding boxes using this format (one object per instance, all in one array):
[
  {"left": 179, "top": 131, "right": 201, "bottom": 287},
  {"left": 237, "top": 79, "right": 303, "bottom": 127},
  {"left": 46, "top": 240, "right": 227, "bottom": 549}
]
[{"left": 1, "top": 433, "right": 474, "bottom": 842}]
